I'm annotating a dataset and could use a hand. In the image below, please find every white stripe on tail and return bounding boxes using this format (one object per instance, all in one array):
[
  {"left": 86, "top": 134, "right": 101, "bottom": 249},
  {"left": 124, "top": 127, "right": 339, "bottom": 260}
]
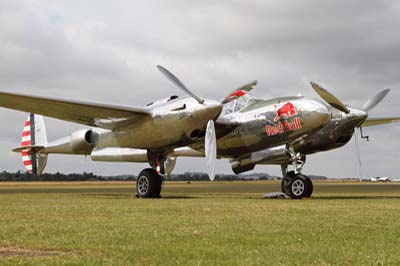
[
  {"left": 20, "top": 114, "right": 48, "bottom": 174},
  {"left": 21, "top": 116, "right": 33, "bottom": 173}
]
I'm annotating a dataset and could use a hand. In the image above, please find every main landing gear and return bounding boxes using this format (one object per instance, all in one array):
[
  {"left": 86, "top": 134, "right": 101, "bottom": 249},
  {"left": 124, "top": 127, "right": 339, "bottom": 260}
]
[
  {"left": 281, "top": 146, "right": 313, "bottom": 199},
  {"left": 136, "top": 152, "right": 165, "bottom": 198},
  {"left": 136, "top": 168, "right": 163, "bottom": 198}
]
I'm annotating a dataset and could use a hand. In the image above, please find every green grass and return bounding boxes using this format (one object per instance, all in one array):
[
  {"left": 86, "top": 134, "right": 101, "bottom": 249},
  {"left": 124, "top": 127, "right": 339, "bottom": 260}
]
[{"left": 0, "top": 181, "right": 400, "bottom": 265}]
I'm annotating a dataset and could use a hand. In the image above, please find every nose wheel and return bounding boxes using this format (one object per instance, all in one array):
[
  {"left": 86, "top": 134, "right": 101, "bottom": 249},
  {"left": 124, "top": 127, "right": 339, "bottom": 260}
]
[{"left": 281, "top": 171, "right": 313, "bottom": 199}]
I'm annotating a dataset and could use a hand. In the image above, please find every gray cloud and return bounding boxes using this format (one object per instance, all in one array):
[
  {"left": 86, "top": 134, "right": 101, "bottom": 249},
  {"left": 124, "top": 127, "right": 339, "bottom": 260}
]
[{"left": 0, "top": 0, "right": 399, "bottom": 178}]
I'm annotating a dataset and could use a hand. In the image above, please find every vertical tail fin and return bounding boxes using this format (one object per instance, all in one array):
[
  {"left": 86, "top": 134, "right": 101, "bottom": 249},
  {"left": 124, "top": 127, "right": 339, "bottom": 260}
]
[{"left": 20, "top": 114, "right": 48, "bottom": 175}]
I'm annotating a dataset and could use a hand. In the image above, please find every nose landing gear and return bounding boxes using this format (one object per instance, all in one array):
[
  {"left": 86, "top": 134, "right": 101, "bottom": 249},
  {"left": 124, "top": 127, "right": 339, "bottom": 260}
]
[{"left": 281, "top": 146, "right": 313, "bottom": 199}]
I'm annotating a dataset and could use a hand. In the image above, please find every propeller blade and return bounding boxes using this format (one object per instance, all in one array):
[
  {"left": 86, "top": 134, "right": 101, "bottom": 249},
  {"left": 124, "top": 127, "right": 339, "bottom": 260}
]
[
  {"left": 234, "top": 80, "right": 258, "bottom": 93},
  {"left": 310, "top": 82, "right": 350, "bottom": 114},
  {"left": 157, "top": 65, "right": 205, "bottom": 104},
  {"left": 205, "top": 120, "right": 217, "bottom": 181},
  {"left": 221, "top": 80, "right": 258, "bottom": 104},
  {"left": 362, "top": 89, "right": 390, "bottom": 112}
]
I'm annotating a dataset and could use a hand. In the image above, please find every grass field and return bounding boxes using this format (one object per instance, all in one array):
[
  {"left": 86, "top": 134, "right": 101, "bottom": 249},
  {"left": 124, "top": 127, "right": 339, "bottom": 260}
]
[{"left": 0, "top": 181, "right": 400, "bottom": 265}]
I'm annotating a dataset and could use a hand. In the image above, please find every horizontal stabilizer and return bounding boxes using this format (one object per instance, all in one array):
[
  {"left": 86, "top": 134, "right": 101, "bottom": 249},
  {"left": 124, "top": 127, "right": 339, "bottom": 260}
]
[
  {"left": 362, "top": 117, "right": 400, "bottom": 127},
  {"left": 12, "top": 145, "right": 46, "bottom": 153}
]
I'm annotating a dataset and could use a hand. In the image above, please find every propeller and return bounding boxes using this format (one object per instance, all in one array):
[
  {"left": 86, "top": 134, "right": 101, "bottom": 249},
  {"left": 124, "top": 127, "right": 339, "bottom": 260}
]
[
  {"left": 311, "top": 83, "right": 392, "bottom": 181},
  {"left": 157, "top": 65, "right": 205, "bottom": 104},
  {"left": 157, "top": 65, "right": 220, "bottom": 181},
  {"left": 221, "top": 80, "right": 258, "bottom": 104},
  {"left": 310, "top": 82, "right": 350, "bottom": 113},
  {"left": 205, "top": 120, "right": 217, "bottom": 181},
  {"left": 235, "top": 80, "right": 258, "bottom": 92}
]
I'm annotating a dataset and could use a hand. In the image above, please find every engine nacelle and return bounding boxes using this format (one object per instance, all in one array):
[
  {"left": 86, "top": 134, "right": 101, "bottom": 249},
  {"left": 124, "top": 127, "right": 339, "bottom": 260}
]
[
  {"left": 231, "top": 162, "right": 256, "bottom": 175},
  {"left": 91, "top": 148, "right": 178, "bottom": 175},
  {"left": 70, "top": 129, "right": 99, "bottom": 154},
  {"left": 230, "top": 145, "right": 290, "bottom": 174}
]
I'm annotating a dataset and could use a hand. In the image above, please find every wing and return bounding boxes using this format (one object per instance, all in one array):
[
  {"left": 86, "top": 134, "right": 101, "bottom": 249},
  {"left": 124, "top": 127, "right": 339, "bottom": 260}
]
[
  {"left": 0, "top": 91, "right": 151, "bottom": 130},
  {"left": 362, "top": 117, "right": 400, "bottom": 127}
]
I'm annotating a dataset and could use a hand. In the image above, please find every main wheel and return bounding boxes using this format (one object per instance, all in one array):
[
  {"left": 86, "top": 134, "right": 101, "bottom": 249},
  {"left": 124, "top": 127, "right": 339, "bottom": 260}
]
[
  {"left": 281, "top": 171, "right": 296, "bottom": 197},
  {"left": 136, "top": 168, "right": 162, "bottom": 198},
  {"left": 303, "top": 176, "right": 313, "bottom": 198},
  {"left": 290, "top": 174, "right": 313, "bottom": 199}
]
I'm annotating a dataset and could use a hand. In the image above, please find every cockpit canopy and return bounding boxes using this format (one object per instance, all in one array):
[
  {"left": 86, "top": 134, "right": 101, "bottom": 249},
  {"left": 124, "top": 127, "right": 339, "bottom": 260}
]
[{"left": 222, "top": 90, "right": 254, "bottom": 115}]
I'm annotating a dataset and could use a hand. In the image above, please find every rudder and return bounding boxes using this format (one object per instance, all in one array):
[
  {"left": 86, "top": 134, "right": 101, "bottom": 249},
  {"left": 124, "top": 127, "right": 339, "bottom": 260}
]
[{"left": 20, "top": 114, "right": 48, "bottom": 174}]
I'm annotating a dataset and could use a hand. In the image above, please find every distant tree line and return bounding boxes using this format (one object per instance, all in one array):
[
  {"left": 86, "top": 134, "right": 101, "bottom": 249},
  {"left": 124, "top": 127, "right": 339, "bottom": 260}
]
[
  {"left": 0, "top": 171, "right": 280, "bottom": 182},
  {"left": 0, "top": 171, "right": 134, "bottom": 182}
]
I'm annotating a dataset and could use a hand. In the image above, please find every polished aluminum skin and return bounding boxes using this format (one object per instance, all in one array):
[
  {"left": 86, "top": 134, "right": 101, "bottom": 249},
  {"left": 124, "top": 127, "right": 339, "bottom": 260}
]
[{"left": 0, "top": 67, "right": 399, "bottom": 177}]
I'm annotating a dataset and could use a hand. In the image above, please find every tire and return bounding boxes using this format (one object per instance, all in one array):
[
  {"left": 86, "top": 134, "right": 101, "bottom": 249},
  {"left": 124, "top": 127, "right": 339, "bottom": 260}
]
[
  {"left": 303, "top": 176, "right": 313, "bottom": 198},
  {"left": 290, "top": 174, "right": 312, "bottom": 199},
  {"left": 136, "top": 168, "right": 162, "bottom": 198},
  {"left": 281, "top": 171, "right": 296, "bottom": 197}
]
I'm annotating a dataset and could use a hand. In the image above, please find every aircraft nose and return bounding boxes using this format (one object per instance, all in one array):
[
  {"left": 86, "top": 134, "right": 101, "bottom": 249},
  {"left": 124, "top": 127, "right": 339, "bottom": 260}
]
[
  {"left": 204, "top": 99, "right": 223, "bottom": 120},
  {"left": 196, "top": 99, "right": 223, "bottom": 123},
  {"left": 347, "top": 108, "right": 367, "bottom": 120},
  {"left": 343, "top": 108, "right": 368, "bottom": 127}
]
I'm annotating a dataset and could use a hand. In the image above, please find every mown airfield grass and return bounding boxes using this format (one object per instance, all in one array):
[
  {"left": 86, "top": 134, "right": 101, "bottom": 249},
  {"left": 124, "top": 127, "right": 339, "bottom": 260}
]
[{"left": 0, "top": 181, "right": 400, "bottom": 265}]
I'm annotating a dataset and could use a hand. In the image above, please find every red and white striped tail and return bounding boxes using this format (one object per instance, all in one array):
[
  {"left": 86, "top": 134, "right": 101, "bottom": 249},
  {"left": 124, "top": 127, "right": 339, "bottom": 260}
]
[
  {"left": 19, "top": 114, "right": 48, "bottom": 175},
  {"left": 21, "top": 115, "right": 34, "bottom": 173}
]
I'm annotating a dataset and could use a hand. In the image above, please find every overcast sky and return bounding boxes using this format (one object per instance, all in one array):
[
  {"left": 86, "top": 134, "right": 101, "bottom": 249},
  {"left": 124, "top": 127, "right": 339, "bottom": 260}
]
[{"left": 0, "top": 0, "right": 399, "bottom": 178}]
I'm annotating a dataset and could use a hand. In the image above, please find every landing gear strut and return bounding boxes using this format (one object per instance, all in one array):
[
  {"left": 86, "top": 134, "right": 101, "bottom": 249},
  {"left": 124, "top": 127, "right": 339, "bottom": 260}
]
[
  {"left": 136, "top": 151, "right": 165, "bottom": 198},
  {"left": 281, "top": 146, "right": 313, "bottom": 199}
]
